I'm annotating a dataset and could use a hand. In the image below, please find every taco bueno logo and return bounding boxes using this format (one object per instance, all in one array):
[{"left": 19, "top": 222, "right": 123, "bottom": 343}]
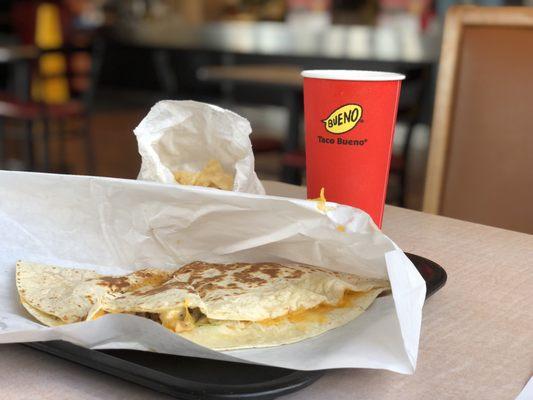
[{"left": 322, "top": 104, "right": 362, "bottom": 134}]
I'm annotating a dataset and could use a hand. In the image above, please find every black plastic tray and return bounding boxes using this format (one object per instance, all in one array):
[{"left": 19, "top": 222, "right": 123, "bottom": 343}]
[{"left": 25, "top": 253, "right": 446, "bottom": 400}]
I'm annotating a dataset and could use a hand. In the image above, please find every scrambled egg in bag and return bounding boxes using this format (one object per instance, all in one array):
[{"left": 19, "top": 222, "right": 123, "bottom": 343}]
[{"left": 173, "top": 160, "right": 234, "bottom": 190}]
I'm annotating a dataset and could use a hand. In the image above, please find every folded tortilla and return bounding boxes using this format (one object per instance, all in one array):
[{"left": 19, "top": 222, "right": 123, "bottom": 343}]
[{"left": 16, "top": 260, "right": 389, "bottom": 350}]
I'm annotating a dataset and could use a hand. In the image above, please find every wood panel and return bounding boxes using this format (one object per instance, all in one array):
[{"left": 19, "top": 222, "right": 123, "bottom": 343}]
[{"left": 423, "top": 6, "right": 533, "bottom": 233}]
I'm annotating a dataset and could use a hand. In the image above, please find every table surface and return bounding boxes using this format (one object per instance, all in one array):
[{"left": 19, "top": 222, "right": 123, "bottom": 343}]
[
  {"left": 198, "top": 64, "right": 303, "bottom": 88},
  {"left": 1, "top": 181, "right": 532, "bottom": 400},
  {"left": 0, "top": 45, "right": 38, "bottom": 63}
]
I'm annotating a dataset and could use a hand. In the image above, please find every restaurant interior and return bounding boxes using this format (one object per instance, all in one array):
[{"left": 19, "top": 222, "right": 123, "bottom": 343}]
[
  {"left": 0, "top": 0, "right": 531, "bottom": 233},
  {"left": 0, "top": 2, "right": 532, "bottom": 399}
]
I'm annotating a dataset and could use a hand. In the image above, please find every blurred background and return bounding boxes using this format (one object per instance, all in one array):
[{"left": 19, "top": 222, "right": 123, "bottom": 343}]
[{"left": 0, "top": 0, "right": 531, "bottom": 217}]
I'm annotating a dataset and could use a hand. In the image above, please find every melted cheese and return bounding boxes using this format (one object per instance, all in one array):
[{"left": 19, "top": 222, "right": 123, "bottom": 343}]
[
  {"left": 89, "top": 309, "right": 107, "bottom": 320},
  {"left": 258, "top": 291, "right": 365, "bottom": 327},
  {"left": 159, "top": 301, "right": 196, "bottom": 333},
  {"left": 88, "top": 292, "right": 366, "bottom": 332}
]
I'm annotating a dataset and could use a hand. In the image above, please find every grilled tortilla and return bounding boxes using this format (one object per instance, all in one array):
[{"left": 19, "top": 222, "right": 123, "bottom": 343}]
[{"left": 16, "top": 260, "right": 389, "bottom": 350}]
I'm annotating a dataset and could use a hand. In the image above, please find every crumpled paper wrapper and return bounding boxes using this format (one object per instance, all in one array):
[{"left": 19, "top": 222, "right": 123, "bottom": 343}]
[
  {"left": 0, "top": 171, "right": 426, "bottom": 373},
  {"left": 134, "top": 100, "right": 265, "bottom": 194}
]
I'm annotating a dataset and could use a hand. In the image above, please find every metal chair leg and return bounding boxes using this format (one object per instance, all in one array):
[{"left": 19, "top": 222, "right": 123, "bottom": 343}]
[
  {"left": 398, "top": 168, "right": 407, "bottom": 208},
  {"left": 24, "top": 120, "right": 35, "bottom": 171},
  {"left": 281, "top": 89, "right": 304, "bottom": 184},
  {"left": 58, "top": 119, "right": 68, "bottom": 173},
  {"left": 83, "top": 116, "right": 96, "bottom": 175},
  {"left": 398, "top": 122, "right": 416, "bottom": 207},
  {"left": 152, "top": 49, "right": 178, "bottom": 97},
  {"left": 0, "top": 118, "right": 5, "bottom": 169},
  {"left": 42, "top": 117, "right": 51, "bottom": 172}
]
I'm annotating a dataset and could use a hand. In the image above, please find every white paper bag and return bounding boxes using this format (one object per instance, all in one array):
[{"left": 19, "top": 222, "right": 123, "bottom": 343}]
[
  {"left": 0, "top": 171, "right": 426, "bottom": 373},
  {"left": 134, "top": 100, "right": 265, "bottom": 194}
]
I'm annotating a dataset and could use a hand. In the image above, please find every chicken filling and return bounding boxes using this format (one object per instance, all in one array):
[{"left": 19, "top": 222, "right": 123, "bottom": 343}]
[{"left": 88, "top": 290, "right": 364, "bottom": 332}]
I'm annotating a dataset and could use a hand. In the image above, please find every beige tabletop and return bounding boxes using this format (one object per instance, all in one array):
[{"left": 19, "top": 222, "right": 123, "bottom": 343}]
[{"left": 1, "top": 181, "right": 532, "bottom": 400}]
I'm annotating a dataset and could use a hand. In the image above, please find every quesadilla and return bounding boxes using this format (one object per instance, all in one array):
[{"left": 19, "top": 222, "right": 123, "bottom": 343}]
[{"left": 16, "top": 260, "right": 389, "bottom": 350}]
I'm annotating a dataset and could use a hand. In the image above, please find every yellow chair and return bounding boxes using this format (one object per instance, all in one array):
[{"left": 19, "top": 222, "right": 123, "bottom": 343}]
[{"left": 33, "top": 2, "right": 69, "bottom": 104}]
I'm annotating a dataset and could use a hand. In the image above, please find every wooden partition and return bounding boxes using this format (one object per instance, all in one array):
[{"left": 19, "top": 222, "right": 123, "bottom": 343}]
[{"left": 424, "top": 6, "right": 533, "bottom": 233}]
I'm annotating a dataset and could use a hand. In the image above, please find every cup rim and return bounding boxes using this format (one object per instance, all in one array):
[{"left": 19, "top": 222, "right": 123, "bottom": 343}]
[{"left": 301, "top": 70, "right": 406, "bottom": 82}]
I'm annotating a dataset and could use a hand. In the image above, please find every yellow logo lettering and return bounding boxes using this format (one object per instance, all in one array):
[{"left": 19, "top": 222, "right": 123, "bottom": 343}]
[{"left": 322, "top": 104, "right": 362, "bottom": 134}]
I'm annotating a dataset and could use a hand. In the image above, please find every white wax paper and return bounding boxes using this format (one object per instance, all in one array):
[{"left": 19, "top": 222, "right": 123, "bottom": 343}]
[
  {"left": 0, "top": 171, "right": 425, "bottom": 373},
  {"left": 134, "top": 100, "right": 265, "bottom": 194}
]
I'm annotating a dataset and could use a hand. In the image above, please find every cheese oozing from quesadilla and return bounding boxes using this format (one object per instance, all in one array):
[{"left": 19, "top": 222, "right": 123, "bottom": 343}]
[{"left": 16, "top": 260, "right": 389, "bottom": 350}]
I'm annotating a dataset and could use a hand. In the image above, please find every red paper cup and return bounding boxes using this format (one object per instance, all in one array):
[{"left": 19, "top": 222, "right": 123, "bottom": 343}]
[{"left": 302, "top": 70, "right": 405, "bottom": 227}]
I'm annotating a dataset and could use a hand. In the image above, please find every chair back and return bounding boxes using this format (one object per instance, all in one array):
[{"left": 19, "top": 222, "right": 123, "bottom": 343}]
[{"left": 423, "top": 6, "right": 533, "bottom": 233}]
